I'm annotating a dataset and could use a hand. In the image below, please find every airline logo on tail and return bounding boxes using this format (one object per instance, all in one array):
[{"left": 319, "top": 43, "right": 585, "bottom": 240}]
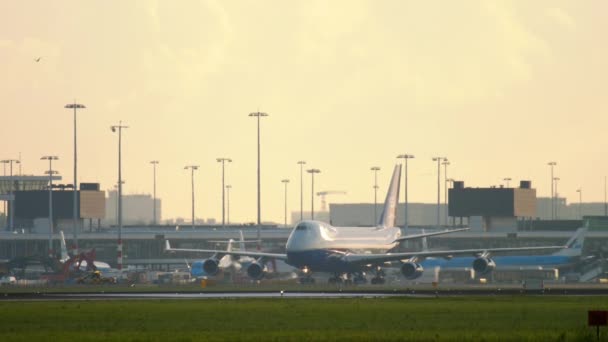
[{"left": 378, "top": 164, "right": 401, "bottom": 228}]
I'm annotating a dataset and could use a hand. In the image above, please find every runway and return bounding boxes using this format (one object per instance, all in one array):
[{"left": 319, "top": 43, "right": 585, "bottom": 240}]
[
  {"left": 4, "top": 285, "right": 608, "bottom": 301},
  {"left": 4, "top": 291, "right": 426, "bottom": 301}
]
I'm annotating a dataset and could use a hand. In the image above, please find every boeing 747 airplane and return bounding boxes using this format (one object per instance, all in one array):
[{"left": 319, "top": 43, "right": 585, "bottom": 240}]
[{"left": 166, "top": 164, "right": 564, "bottom": 284}]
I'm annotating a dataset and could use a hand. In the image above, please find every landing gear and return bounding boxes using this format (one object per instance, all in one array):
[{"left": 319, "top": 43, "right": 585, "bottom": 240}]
[
  {"left": 299, "top": 276, "right": 315, "bottom": 284},
  {"left": 328, "top": 273, "right": 343, "bottom": 284},
  {"left": 328, "top": 273, "right": 367, "bottom": 285},
  {"left": 370, "top": 267, "right": 386, "bottom": 285},
  {"left": 299, "top": 267, "right": 315, "bottom": 284},
  {"left": 370, "top": 277, "right": 386, "bottom": 285},
  {"left": 353, "top": 272, "right": 367, "bottom": 285}
]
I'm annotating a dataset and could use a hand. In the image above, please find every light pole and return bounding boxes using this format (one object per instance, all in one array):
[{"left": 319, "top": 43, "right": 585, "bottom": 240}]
[
  {"left": 1, "top": 161, "right": 5, "bottom": 228},
  {"left": 150, "top": 161, "right": 159, "bottom": 225},
  {"left": 217, "top": 158, "right": 232, "bottom": 228},
  {"left": 604, "top": 176, "right": 608, "bottom": 216},
  {"left": 553, "top": 177, "right": 560, "bottom": 219},
  {"left": 442, "top": 160, "right": 450, "bottom": 225},
  {"left": 184, "top": 165, "right": 199, "bottom": 230},
  {"left": 547, "top": 161, "right": 557, "bottom": 219},
  {"left": 576, "top": 188, "right": 582, "bottom": 219},
  {"left": 307, "top": 169, "right": 321, "bottom": 220},
  {"left": 370, "top": 166, "right": 381, "bottom": 225},
  {"left": 397, "top": 154, "right": 414, "bottom": 231},
  {"left": 249, "top": 111, "right": 268, "bottom": 249},
  {"left": 446, "top": 178, "right": 455, "bottom": 225},
  {"left": 41, "top": 156, "right": 58, "bottom": 257},
  {"left": 111, "top": 122, "right": 128, "bottom": 270},
  {"left": 281, "top": 179, "right": 290, "bottom": 227},
  {"left": 65, "top": 102, "right": 85, "bottom": 254},
  {"left": 432, "top": 157, "right": 447, "bottom": 227},
  {"left": 503, "top": 177, "right": 512, "bottom": 188},
  {"left": 297, "top": 161, "right": 306, "bottom": 222},
  {"left": 226, "top": 185, "right": 232, "bottom": 225},
  {"left": 1, "top": 159, "right": 20, "bottom": 231}
]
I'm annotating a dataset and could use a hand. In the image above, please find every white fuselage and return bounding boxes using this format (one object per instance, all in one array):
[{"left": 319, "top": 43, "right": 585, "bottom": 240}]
[{"left": 286, "top": 220, "right": 401, "bottom": 253}]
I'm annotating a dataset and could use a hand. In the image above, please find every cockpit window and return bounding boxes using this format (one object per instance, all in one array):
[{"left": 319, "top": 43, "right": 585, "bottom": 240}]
[{"left": 296, "top": 223, "right": 308, "bottom": 231}]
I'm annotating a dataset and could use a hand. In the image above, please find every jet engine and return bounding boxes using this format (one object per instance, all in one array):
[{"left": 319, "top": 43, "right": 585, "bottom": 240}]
[
  {"left": 246, "top": 262, "right": 267, "bottom": 280},
  {"left": 202, "top": 258, "right": 220, "bottom": 276},
  {"left": 472, "top": 257, "right": 496, "bottom": 274},
  {"left": 400, "top": 262, "right": 424, "bottom": 280}
]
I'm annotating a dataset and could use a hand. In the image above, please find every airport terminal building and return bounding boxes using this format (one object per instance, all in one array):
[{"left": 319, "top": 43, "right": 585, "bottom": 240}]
[{"left": 1, "top": 176, "right": 608, "bottom": 283}]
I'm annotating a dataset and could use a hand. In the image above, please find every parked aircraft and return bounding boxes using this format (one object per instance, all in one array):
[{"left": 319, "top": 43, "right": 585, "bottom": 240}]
[
  {"left": 188, "top": 231, "right": 258, "bottom": 278},
  {"left": 59, "top": 231, "right": 112, "bottom": 271},
  {"left": 412, "top": 227, "right": 587, "bottom": 279},
  {"left": 166, "top": 164, "right": 564, "bottom": 284}
]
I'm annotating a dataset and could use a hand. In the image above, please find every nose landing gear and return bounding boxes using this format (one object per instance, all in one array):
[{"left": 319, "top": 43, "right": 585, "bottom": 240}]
[{"left": 298, "top": 266, "right": 316, "bottom": 284}]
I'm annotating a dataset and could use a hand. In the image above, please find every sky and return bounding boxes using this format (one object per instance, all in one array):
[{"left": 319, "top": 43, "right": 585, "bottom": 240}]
[{"left": 1, "top": 1, "right": 607, "bottom": 224}]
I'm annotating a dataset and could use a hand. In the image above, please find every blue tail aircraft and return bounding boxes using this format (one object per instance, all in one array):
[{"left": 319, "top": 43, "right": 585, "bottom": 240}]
[{"left": 412, "top": 227, "right": 587, "bottom": 278}]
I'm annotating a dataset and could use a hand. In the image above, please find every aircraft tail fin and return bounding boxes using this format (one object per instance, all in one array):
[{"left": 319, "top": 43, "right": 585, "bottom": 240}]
[
  {"left": 59, "top": 231, "right": 69, "bottom": 262},
  {"left": 240, "top": 230, "right": 246, "bottom": 251},
  {"left": 378, "top": 164, "right": 401, "bottom": 228},
  {"left": 227, "top": 239, "right": 234, "bottom": 253},
  {"left": 552, "top": 226, "right": 587, "bottom": 257}
]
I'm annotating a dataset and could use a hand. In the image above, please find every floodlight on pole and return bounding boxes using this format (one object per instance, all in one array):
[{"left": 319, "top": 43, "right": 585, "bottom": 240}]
[
  {"left": 553, "top": 177, "right": 560, "bottom": 219},
  {"left": 249, "top": 111, "right": 268, "bottom": 250},
  {"left": 503, "top": 177, "right": 512, "bottom": 188},
  {"left": 307, "top": 169, "right": 321, "bottom": 220},
  {"left": 432, "top": 157, "right": 447, "bottom": 227},
  {"left": 442, "top": 160, "right": 450, "bottom": 226},
  {"left": 281, "top": 179, "right": 290, "bottom": 227},
  {"left": 370, "top": 166, "right": 381, "bottom": 225},
  {"left": 111, "top": 121, "right": 128, "bottom": 270},
  {"left": 150, "top": 161, "right": 159, "bottom": 225},
  {"left": 547, "top": 161, "right": 557, "bottom": 219},
  {"left": 65, "top": 102, "right": 85, "bottom": 254},
  {"left": 226, "top": 185, "right": 232, "bottom": 225},
  {"left": 216, "top": 158, "right": 232, "bottom": 228},
  {"left": 297, "top": 161, "right": 306, "bottom": 222},
  {"left": 605, "top": 176, "right": 607, "bottom": 216},
  {"left": 446, "top": 178, "right": 455, "bottom": 226},
  {"left": 397, "top": 154, "right": 414, "bottom": 231},
  {"left": 576, "top": 188, "right": 582, "bottom": 219},
  {"left": 41, "top": 156, "right": 59, "bottom": 257},
  {"left": 184, "top": 165, "right": 200, "bottom": 230}
]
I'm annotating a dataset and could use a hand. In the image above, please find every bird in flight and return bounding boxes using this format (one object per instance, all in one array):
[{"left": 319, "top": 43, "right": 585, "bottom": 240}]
[{"left": 34, "top": 57, "right": 42, "bottom": 62}]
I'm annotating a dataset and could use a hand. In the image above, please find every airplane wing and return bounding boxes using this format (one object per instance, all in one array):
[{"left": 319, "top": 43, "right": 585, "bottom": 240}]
[
  {"left": 165, "top": 240, "right": 288, "bottom": 260},
  {"left": 344, "top": 245, "right": 567, "bottom": 265},
  {"left": 393, "top": 228, "right": 469, "bottom": 242},
  {"left": 208, "top": 240, "right": 260, "bottom": 244}
]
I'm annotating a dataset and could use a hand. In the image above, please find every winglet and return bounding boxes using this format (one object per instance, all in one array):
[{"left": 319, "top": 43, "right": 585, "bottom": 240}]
[
  {"left": 378, "top": 164, "right": 401, "bottom": 228},
  {"left": 165, "top": 240, "right": 172, "bottom": 252}
]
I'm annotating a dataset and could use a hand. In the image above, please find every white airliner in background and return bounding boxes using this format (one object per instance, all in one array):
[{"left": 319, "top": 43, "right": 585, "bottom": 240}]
[
  {"left": 59, "top": 231, "right": 112, "bottom": 272},
  {"left": 167, "top": 164, "right": 565, "bottom": 284},
  {"left": 189, "top": 231, "right": 258, "bottom": 278}
]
